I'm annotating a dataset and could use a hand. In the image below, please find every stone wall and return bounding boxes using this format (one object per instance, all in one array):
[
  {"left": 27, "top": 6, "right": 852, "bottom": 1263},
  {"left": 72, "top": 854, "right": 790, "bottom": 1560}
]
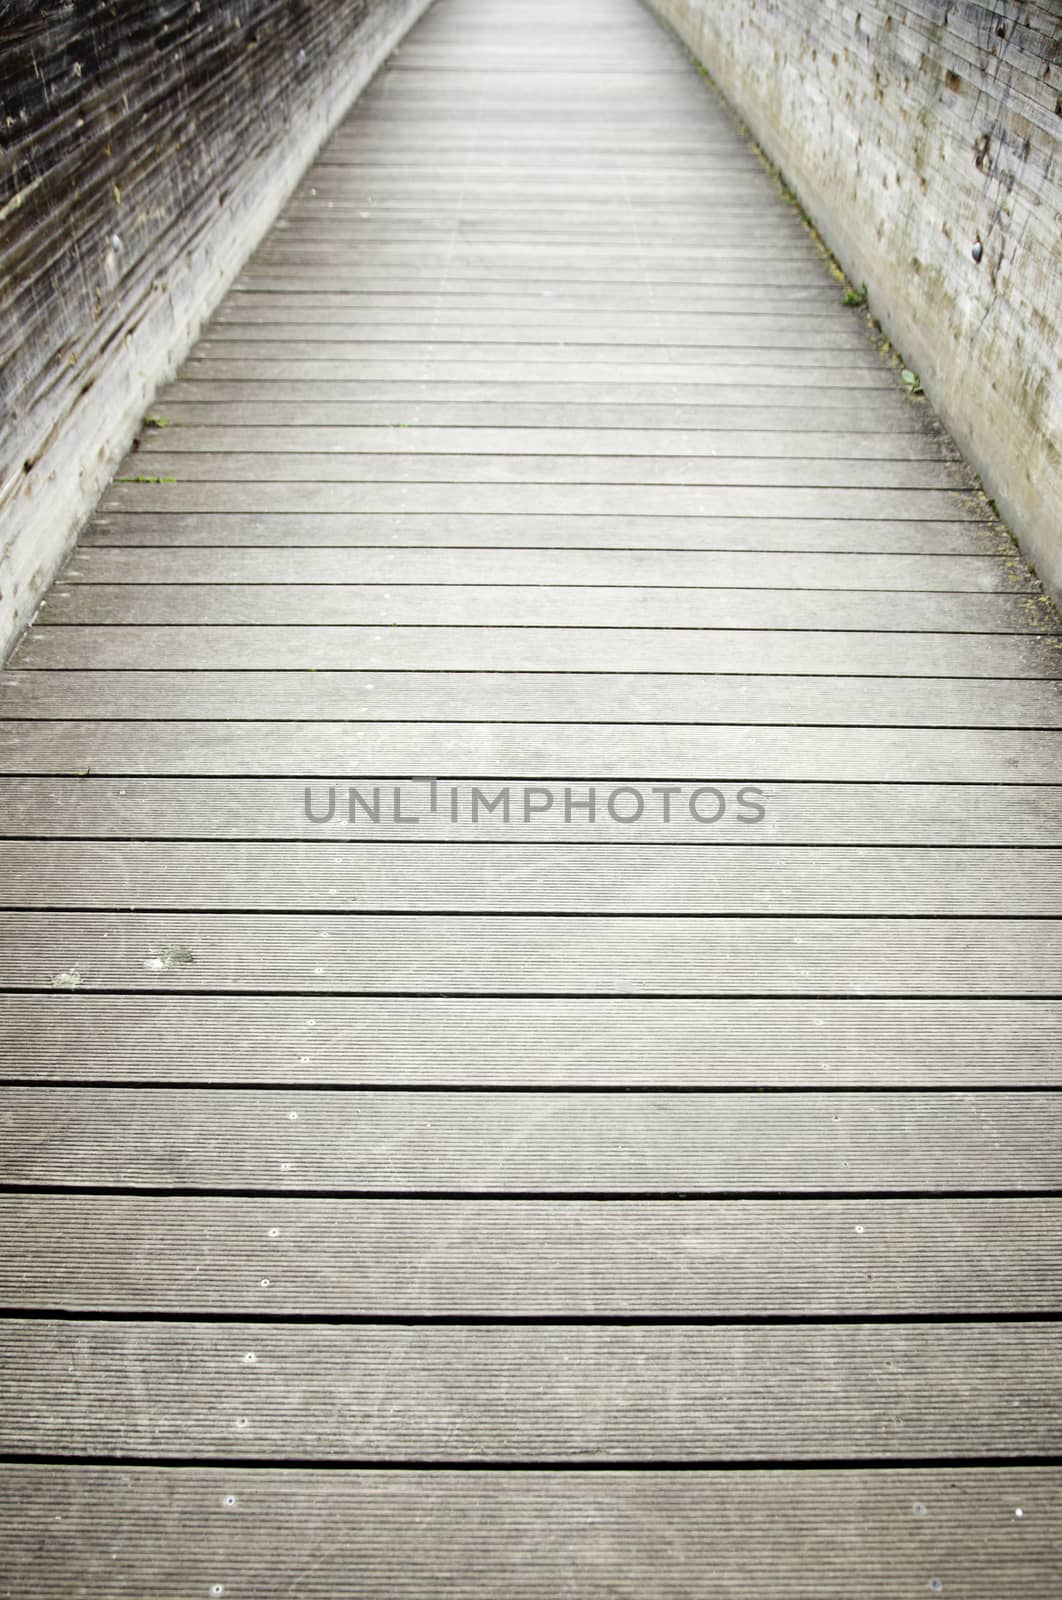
[
  {"left": 0, "top": 0, "right": 431, "bottom": 656},
  {"left": 645, "top": 0, "right": 1062, "bottom": 598}
]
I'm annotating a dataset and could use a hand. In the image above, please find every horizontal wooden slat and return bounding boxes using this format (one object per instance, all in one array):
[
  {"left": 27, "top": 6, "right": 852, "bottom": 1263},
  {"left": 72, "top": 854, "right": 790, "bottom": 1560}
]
[
  {"left": 142, "top": 427, "right": 957, "bottom": 463},
  {"left": 1, "top": 994, "right": 1057, "bottom": 1085},
  {"left": 184, "top": 358, "right": 895, "bottom": 388},
  {"left": 98, "top": 479, "right": 995, "bottom": 520},
  {"left": 1, "top": 720, "right": 1058, "bottom": 781},
  {"left": 3, "top": 1088, "right": 1061, "bottom": 1192},
  {"left": 84, "top": 509, "right": 1007, "bottom": 554},
  {"left": 0, "top": 911, "right": 1057, "bottom": 993},
  {"left": 5, "top": 777, "right": 1062, "bottom": 845},
  {"left": 5, "top": 670, "right": 1058, "bottom": 727},
  {"left": 2, "top": 842, "right": 1060, "bottom": 916},
  {"left": 3, "top": 1195, "right": 1058, "bottom": 1314},
  {"left": 63, "top": 548, "right": 1020, "bottom": 591},
  {"left": 26, "top": 624, "right": 1052, "bottom": 676},
  {"left": 33, "top": 585, "right": 1058, "bottom": 631},
  {"left": 2, "top": 1465, "right": 1057, "bottom": 1599},
  {"left": 0, "top": 1319, "right": 1058, "bottom": 1459},
  {"left": 112, "top": 448, "right": 966, "bottom": 489},
  {"left": 200, "top": 320, "right": 874, "bottom": 348},
  {"left": 158, "top": 382, "right": 936, "bottom": 420}
]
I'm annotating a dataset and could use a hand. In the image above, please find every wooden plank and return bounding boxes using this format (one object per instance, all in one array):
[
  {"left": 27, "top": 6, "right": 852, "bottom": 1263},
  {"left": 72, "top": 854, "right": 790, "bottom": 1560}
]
[
  {"left": 201, "top": 319, "right": 874, "bottom": 349},
  {"left": 140, "top": 426, "right": 956, "bottom": 462},
  {"left": 158, "top": 383, "right": 930, "bottom": 419},
  {"left": 216, "top": 289, "right": 866, "bottom": 314},
  {"left": 2, "top": 1465, "right": 1057, "bottom": 1600},
  {"left": 2, "top": 777, "right": 1061, "bottom": 846},
  {"left": 3, "top": 1087, "right": 1061, "bottom": 1192},
  {"left": 116, "top": 445, "right": 968, "bottom": 491},
  {"left": 62, "top": 549, "right": 1021, "bottom": 591},
  {"left": 0, "top": 910, "right": 1056, "bottom": 994},
  {"left": 98, "top": 482, "right": 992, "bottom": 519},
  {"left": 188, "top": 341, "right": 888, "bottom": 371},
  {"left": 36, "top": 585, "right": 1050, "bottom": 632},
  {"left": 2, "top": 1196, "right": 1058, "bottom": 1314},
  {"left": 113, "top": 449, "right": 968, "bottom": 489},
  {"left": 215, "top": 293, "right": 859, "bottom": 318},
  {"left": 5, "top": 669, "right": 1059, "bottom": 726},
  {"left": 140, "top": 396, "right": 933, "bottom": 429},
  {"left": 82, "top": 512, "right": 1007, "bottom": 555},
  {"left": 12, "top": 627, "right": 1057, "bottom": 675},
  {"left": 227, "top": 280, "right": 850, "bottom": 303},
  {"left": 0, "top": 1319, "right": 1058, "bottom": 1459},
  {"left": 164, "top": 373, "right": 913, "bottom": 402},
  {"left": 1, "top": 719, "right": 1058, "bottom": 781},
  {"left": 179, "top": 358, "right": 899, "bottom": 390},
  {"left": 2, "top": 842, "right": 1060, "bottom": 916},
  {"left": 2, "top": 995, "right": 1057, "bottom": 1085}
]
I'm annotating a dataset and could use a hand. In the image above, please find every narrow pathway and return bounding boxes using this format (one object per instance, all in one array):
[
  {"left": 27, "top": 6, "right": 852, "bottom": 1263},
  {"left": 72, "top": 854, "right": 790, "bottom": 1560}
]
[{"left": 1, "top": 0, "right": 1060, "bottom": 1592}]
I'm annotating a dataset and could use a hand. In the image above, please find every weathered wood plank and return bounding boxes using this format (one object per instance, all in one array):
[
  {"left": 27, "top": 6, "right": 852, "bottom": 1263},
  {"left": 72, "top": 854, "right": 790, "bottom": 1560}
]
[
  {"left": 82, "top": 512, "right": 1007, "bottom": 555},
  {"left": 201, "top": 320, "right": 874, "bottom": 349},
  {"left": 158, "top": 384, "right": 931, "bottom": 420},
  {"left": 62, "top": 548, "right": 1023, "bottom": 591},
  {"left": 1, "top": 995, "right": 1056, "bottom": 1085},
  {"left": 36, "top": 584, "right": 1052, "bottom": 632},
  {"left": 1, "top": 777, "right": 1060, "bottom": 846},
  {"left": 2, "top": 842, "right": 1060, "bottom": 916},
  {"left": 1, "top": 1320, "right": 1058, "bottom": 1459},
  {"left": 3, "top": 1088, "right": 1060, "bottom": 1192},
  {"left": 2, "top": 1465, "right": 1056, "bottom": 1600},
  {"left": 178, "top": 359, "right": 901, "bottom": 391},
  {"left": 142, "top": 425, "right": 955, "bottom": 461},
  {"left": 114, "top": 449, "right": 966, "bottom": 489},
  {"left": 26, "top": 625, "right": 1047, "bottom": 677},
  {"left": 0, "top": 911, "right": 1056, "bottom": 994},
  {"left": 97, "top": 481, "right": 995, "bottom": 520},
  {"left": 2, "top": 1196, "right": 1058, "bottom": 1314},
  {"left": 4, "top": 670, "right": 1058, "bottom": 726},
  {"left": 1, "top": 719, "right": 1058, "bottom": 782}
]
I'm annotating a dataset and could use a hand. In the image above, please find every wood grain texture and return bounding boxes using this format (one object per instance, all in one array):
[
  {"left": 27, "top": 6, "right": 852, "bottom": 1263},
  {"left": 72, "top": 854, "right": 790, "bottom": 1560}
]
[
  {"left": 64, "top": 547, "right": 1021, "bottom": 589},
  {"left": 1, "top": 841, "right": 1060, "bottom": 915},
  {"left": 1, "top": 777, "right": 1060, "bottom": 845},
  {"left": 40, "top": 582, "right": 1050, "bottom": 631},
  {"left": 1, "top": 1319, "right": 1058, "bottom": 1459},
  {"left": 0, "top": 910, "right": 1057, "bottom": 994},
  {"left": 5, "top": 670, "right": 1060, "bottom": 727},
  {"left": 14, "top": 626, "right": 1060, "bottom": 676},
  {"left": 3, "top": 1088, "right": 1060, "bottom": 1192},
  {"left": 3, "top": 1195, "right": 1058, "bottom": 1314},
  {"left": 1, "top": 718, "right": 1058, "bottom": 781},
  {"left": 2, "top": 0, "right": 1060, "bottom": 1587},
  {"left": 1, "top": 995, "right": 1058, "bottom": 1085},
  {"left": 1, "top": 1465, "right": 1057, "bottom": 1599}
]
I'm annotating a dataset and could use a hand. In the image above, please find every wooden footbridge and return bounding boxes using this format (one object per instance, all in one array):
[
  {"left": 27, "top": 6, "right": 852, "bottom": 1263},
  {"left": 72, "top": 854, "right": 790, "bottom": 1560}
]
[{"left": 1, "top": 0, "right": 1060, "bottom": 1592}]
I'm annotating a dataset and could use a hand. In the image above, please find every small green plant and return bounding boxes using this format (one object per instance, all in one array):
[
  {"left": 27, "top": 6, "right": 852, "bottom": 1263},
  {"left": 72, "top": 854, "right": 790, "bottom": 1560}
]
[
  {"left": 843, "top": 282, "right": 868, "bottom": 307},
  {"left": 902, "top": 369, "right": 924, "bottom": 396},
  {"left": 144, "top": 414, "right": 168, "bottom": 428}
]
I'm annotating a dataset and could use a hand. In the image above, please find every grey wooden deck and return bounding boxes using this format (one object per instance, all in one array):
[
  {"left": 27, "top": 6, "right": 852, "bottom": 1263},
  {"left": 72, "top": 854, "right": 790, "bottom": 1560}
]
[{"left": 1, "top": 0, "right": 1061, "bottom": 1592}]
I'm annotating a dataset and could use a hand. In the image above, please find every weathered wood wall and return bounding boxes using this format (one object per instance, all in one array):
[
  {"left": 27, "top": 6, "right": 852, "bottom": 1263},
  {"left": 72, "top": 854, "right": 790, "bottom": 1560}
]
[
  {"left": 645, "top": 0, "right": 1062, "bottom": 600},
  {"left": 0, "top": 0, "right": 431, "bottom": 657}
]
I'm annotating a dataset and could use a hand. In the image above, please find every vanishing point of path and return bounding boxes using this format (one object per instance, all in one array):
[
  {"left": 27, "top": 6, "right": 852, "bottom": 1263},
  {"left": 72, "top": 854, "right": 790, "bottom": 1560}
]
[{"left": 0, "top": 0, "right": 1060, "bottom": 1593}]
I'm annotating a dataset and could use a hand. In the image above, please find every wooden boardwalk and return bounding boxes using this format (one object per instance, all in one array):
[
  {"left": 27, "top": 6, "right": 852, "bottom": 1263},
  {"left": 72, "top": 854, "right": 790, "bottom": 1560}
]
[{"left": 2, "top": 0, "right": 1061, "bottom": 1591}]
